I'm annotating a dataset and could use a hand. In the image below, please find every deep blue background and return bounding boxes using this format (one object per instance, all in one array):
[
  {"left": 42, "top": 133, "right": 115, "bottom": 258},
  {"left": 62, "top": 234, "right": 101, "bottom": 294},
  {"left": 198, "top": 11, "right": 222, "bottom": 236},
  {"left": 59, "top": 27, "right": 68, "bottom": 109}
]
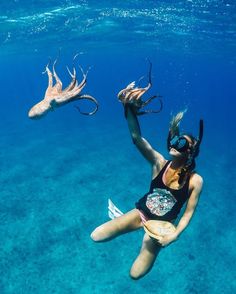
[{"left": 0, "top": 1, "right": 235, "bottom": 293}]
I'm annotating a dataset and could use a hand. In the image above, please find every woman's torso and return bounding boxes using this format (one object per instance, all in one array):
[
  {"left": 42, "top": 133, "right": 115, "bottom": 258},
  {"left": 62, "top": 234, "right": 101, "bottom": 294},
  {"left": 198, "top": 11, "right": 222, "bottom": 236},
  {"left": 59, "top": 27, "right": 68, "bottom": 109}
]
[{"left": 135, "top": 160, "right": 191, "bottom": 221}]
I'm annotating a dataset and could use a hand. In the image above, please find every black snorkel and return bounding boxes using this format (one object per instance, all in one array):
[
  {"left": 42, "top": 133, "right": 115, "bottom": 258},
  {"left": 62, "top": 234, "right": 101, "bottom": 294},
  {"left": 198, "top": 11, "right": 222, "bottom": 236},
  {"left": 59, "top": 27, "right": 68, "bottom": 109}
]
[
  {"left": 167, "top": 131, "right": 173, "bottom": 151},
  {"left": 191, "top": 119, "right": 204, "bottom": 158}
]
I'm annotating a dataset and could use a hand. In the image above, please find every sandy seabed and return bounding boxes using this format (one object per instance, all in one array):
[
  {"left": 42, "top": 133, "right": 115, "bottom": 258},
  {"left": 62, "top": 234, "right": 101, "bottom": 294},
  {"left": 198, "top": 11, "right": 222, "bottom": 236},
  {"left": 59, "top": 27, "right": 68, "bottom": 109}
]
[{"left": 0, "top": 110, "right": 235, "bottom": 294}]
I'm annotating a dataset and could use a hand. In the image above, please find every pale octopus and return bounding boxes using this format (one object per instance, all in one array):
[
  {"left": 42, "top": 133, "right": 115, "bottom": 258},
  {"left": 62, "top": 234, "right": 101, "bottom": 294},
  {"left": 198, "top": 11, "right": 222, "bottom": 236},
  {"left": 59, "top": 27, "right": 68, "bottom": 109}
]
[
  {"left": 28, "top": 59, "right": 98, "bottom": 119},
  {"left": 117, "top": 61, "right": 162, "bottom": 115}
]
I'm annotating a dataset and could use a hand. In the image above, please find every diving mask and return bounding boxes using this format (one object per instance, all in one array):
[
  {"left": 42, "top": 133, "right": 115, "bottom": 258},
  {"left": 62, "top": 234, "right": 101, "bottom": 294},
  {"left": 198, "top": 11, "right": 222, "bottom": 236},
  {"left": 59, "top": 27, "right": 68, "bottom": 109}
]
[{"left": 169, "top": 135, "right": 190, "bottom": 153}]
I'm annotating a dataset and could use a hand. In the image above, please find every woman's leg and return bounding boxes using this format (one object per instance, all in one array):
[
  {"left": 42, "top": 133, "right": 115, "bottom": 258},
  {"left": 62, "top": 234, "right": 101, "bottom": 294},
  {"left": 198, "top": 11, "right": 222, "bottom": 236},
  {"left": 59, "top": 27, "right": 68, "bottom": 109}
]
[
  {"left": 91, "top": 209, "right": 142, "bottom": 242},
  {"left": 130, "top": 233, "right": 162, "bottom": 280}
]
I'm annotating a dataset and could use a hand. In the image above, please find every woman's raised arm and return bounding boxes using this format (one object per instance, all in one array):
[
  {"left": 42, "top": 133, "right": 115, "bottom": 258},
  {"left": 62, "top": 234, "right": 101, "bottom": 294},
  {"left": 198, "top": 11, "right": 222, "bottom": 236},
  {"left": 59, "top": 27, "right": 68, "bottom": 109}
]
[{"left": 125, "top": 105, "right": 165, "bottom": 168}]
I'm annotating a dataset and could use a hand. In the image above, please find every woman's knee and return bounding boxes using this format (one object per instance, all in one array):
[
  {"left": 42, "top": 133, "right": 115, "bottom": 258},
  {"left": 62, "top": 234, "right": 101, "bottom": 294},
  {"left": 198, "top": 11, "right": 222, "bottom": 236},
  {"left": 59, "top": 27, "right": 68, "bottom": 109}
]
[
  {"left": 129, "top": 237, "right": 161, "bottom": 279},
  {"left": 90, "top": 221, "right": 120, "bottom": 242},
  {"left": 90, "top": 228, "right": 100, "bottom": 242},
  {"left": 90, "top": 226, "right": 107, "bottom": 242},
  {"left": 129, "top": 267, "right": 145, "bottom": 280},
  {"left": 129, "top": 253, "right": 153, "bottom": 280}
]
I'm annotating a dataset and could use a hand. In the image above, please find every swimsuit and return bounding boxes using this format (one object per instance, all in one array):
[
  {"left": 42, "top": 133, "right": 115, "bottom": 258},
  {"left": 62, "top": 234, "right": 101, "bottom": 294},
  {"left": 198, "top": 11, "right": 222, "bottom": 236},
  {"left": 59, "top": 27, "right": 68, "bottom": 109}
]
[{"left": 136, "top": 161, "right": 191, "bottom": 222}]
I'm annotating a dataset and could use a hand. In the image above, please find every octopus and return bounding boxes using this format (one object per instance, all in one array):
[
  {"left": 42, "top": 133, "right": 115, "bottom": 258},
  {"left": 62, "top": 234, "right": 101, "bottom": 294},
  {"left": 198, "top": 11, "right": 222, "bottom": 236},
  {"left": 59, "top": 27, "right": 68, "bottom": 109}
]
[
  {"left": 117, "top": 60, "right": 162, "bottom": 115},
  {"left": 28, "top": 57, "right": 98, "bottom": 119}
]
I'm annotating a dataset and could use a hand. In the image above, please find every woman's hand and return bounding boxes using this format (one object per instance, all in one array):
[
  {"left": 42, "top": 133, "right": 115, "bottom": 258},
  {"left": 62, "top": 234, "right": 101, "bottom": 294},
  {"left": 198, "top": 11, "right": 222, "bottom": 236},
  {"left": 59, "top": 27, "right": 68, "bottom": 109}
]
[
  {"left": 117, "top": 81, "right": 144, "bottom": 108},
  {"left": 153, "top": 233, "right": 178, "bottom": 247}
]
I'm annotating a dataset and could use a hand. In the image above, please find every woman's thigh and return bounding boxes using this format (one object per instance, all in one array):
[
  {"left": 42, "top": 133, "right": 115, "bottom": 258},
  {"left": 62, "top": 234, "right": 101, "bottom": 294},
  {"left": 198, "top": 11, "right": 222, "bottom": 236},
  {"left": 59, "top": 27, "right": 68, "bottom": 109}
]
[{"left": 91, "top": 209, "right": 142, "bottom": 241}]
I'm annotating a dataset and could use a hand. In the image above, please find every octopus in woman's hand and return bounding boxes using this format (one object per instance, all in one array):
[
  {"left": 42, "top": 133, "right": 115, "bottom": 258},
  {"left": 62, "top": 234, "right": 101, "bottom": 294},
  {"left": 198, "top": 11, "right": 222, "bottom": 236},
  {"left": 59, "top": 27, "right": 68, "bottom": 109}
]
[{"left": 117, "top": 60, "right": 162, "bottom": 115}]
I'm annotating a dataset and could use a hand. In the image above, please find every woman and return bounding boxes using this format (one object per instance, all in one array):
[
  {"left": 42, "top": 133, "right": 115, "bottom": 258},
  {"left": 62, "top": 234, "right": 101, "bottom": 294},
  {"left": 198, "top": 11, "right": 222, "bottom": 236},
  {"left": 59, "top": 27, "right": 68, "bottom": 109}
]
[{"left": 91, "top": 87, "right": 203, "bottom": 280}]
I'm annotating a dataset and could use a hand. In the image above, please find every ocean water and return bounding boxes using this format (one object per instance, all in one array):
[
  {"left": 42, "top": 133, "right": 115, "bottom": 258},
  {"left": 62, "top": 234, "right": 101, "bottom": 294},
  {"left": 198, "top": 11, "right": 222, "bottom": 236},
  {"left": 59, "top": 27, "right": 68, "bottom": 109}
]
[{"left": 0, "top": 1, "right": 235, "bottom": 293}]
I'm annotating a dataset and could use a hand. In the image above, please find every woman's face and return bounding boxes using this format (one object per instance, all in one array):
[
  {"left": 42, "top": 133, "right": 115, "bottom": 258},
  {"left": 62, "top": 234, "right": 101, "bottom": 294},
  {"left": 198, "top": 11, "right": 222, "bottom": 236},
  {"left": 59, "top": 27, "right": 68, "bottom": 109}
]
[{"left": 169, "top": 135, "right": 194, "bottom": 159}]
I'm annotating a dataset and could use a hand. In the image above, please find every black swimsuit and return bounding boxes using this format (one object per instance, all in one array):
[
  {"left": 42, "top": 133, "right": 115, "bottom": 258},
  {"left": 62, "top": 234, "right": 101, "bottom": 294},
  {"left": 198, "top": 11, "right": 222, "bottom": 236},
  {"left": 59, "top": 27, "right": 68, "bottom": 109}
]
[{"left": 135, "top": 161, "right": 191, "bottom": 221}]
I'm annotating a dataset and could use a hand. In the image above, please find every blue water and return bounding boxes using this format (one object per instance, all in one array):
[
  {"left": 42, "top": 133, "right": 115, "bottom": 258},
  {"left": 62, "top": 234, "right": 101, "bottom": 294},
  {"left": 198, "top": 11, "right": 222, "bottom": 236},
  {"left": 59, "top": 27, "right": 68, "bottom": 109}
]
[{"left": 0, "top": 1, "right": 235, "bottom": 293}]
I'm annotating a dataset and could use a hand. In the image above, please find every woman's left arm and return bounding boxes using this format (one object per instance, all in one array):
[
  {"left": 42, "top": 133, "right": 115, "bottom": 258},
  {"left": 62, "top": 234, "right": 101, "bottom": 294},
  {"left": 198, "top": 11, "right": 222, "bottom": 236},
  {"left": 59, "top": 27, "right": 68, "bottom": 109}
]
[
  {"left": 158, "top": 174, "right": 203, "bottom": 247},
  {"left": 174, "top": 174, "right": 203, "bottom": 235}
]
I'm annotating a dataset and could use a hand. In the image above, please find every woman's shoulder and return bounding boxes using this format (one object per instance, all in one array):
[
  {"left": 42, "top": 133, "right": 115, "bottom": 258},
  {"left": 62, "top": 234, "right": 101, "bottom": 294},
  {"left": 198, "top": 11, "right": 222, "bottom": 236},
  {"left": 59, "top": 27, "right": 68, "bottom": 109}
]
[
  {"left": 190, "top": 173, "right": 203, "bottom": 190},
  {"left": 151, "top": 157, "right": 168, "bottom": 176},
  {"left": 155, "top": 156, "right": 168, "bottom": 170}
]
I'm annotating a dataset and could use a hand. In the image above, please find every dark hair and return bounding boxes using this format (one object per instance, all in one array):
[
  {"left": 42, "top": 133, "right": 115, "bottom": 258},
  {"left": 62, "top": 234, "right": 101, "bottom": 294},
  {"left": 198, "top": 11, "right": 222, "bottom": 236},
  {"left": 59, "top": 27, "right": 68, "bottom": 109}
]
[{"left": 178, "top": 158, "right": 196, "bottom": 185}]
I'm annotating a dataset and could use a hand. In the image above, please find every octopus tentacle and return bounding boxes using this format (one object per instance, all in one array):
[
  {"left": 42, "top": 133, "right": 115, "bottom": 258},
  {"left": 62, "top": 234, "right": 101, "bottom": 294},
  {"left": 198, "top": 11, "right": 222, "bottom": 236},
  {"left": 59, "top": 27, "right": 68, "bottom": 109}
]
[
  {"left": 147, "top": 59, "right": 152, "bottom": 84},
  {"left": 44, "top": 64, "right": 53, "bottom": 89},
  {"left": 74, "top": 94, "right": 99, "bottom": 116},
  {"left": 65, "top": 67, "right": 77, "bottom": 92},
  {"left": 137, "top": 95, "right": 163, "bottom": 115},
  {"left": 52, "top": 59, "right": 63, "bottom": 92},
  {"left": 76, "top": 65, "right": 90, "bottom": 91}
]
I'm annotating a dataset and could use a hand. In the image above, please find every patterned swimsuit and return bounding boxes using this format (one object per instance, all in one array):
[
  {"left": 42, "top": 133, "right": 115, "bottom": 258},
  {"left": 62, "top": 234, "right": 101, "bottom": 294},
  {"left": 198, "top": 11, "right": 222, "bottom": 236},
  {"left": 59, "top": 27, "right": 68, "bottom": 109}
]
[{"left": 135, "top": 161, "right": 191, "bottom": 222}]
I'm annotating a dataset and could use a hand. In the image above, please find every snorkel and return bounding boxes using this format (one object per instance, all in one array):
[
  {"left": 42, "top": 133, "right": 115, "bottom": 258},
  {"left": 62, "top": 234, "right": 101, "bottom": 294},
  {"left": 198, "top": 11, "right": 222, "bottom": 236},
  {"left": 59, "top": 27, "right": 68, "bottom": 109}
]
[{"left": 191, "top": 119, "right": 204, "bottom": 158}]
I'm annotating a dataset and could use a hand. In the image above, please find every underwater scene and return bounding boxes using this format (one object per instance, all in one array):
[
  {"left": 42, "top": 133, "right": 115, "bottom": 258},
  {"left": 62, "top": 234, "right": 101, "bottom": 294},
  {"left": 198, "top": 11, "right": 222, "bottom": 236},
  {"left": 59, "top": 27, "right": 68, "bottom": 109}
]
[{"left": 0, "top": 1, "right": 235, "bottom": 293}]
